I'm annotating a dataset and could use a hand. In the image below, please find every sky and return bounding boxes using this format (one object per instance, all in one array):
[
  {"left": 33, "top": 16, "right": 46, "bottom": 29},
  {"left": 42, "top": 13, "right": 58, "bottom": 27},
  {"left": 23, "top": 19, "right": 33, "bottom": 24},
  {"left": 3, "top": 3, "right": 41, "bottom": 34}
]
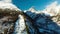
[{"left": 12, "top": 0, "right": 59, "bottom": 10}]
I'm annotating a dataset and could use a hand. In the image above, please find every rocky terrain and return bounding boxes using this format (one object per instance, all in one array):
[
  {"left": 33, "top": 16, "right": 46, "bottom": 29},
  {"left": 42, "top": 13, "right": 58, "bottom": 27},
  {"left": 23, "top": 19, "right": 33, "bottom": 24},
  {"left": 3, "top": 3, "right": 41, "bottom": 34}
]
[
  {"left": 24, "top": 11, "right": 60, "bottom": 34},
  {"left": 0, "top": 8, "right": 60, "bottom": 34},
  {"left": 0, "top": 0, "right": 60, "bottom": 34},
  {"left": 0, "top": 9, "right": 21, "bottom": 34}
]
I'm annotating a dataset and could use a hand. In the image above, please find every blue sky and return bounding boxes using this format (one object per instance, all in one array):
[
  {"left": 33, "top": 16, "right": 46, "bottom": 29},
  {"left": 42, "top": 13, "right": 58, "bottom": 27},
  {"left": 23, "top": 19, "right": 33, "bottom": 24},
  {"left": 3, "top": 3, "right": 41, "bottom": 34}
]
[{"left": 12, "top": 0, "right": 59, "bottom": 10}]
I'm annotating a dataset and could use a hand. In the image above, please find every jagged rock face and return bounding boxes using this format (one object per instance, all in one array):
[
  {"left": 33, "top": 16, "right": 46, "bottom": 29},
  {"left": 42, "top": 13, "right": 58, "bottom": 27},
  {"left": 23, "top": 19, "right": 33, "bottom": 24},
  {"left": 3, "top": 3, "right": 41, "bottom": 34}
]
[
  {"left": 24, "top": 11, "right": 60, "bottom": 34},
  {"left": 0, "top": 9, "right": 20, "bottom": 34}
]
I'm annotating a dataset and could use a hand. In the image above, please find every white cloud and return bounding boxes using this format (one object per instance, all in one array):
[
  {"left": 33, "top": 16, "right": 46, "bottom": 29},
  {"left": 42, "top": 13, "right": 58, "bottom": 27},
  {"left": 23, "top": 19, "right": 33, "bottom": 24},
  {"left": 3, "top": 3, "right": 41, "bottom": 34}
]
[
  {"left": 0, "top": 0, "right": 21, "bottom": 11},
  {"left": 0, "top": 0, "right": 12, "bottom": 3}
]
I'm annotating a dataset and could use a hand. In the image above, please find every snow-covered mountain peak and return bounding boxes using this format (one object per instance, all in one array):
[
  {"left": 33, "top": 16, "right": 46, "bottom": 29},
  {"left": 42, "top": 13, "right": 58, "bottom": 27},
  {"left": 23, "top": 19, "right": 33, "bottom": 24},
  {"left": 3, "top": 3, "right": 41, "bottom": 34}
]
[
  {"left": 46, "top": 1, "right": 57, "bottom": 8},
  {"left": 28, "top": 7, "right": 36, "bottom": 13},
  {"left": 43, "top": 1, "right": 60, "bottom": 16},
  {"left": 24, "top": 1, "right": 60, "bottom": 16}
]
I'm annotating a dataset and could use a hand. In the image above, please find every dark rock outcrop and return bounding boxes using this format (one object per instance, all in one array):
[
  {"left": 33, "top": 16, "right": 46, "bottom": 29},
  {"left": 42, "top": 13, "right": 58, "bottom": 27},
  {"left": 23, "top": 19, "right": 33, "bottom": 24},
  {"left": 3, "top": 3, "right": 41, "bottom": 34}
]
[{"left": 0, "top": 9, "right": 21, "bottom": 34}]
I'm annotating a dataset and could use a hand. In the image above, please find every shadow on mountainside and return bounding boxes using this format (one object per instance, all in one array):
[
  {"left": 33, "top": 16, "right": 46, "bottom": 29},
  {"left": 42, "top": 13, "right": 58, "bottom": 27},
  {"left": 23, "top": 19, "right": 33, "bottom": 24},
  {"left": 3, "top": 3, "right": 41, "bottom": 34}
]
[{"left": 23, "top": 11, "right": 60, "bottom": 34}]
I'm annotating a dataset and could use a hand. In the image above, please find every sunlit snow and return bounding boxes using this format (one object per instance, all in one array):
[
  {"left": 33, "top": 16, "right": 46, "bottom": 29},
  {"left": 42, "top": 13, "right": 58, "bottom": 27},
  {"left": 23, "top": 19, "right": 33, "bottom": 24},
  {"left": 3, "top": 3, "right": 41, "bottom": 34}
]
[{"left": 0, "top": 0, "right": 21, "bottom": 11}]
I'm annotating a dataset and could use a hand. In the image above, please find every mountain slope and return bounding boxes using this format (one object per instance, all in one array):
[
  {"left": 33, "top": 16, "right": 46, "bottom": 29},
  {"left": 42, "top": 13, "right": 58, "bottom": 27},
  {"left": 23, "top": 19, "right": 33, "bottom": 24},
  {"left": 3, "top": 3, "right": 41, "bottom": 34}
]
[
  {"left": 23, "top": 1, "right": 60, "bottom": 34},
  {"left": 24, "top": 10, "right": 60, "bottom": 34}
]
